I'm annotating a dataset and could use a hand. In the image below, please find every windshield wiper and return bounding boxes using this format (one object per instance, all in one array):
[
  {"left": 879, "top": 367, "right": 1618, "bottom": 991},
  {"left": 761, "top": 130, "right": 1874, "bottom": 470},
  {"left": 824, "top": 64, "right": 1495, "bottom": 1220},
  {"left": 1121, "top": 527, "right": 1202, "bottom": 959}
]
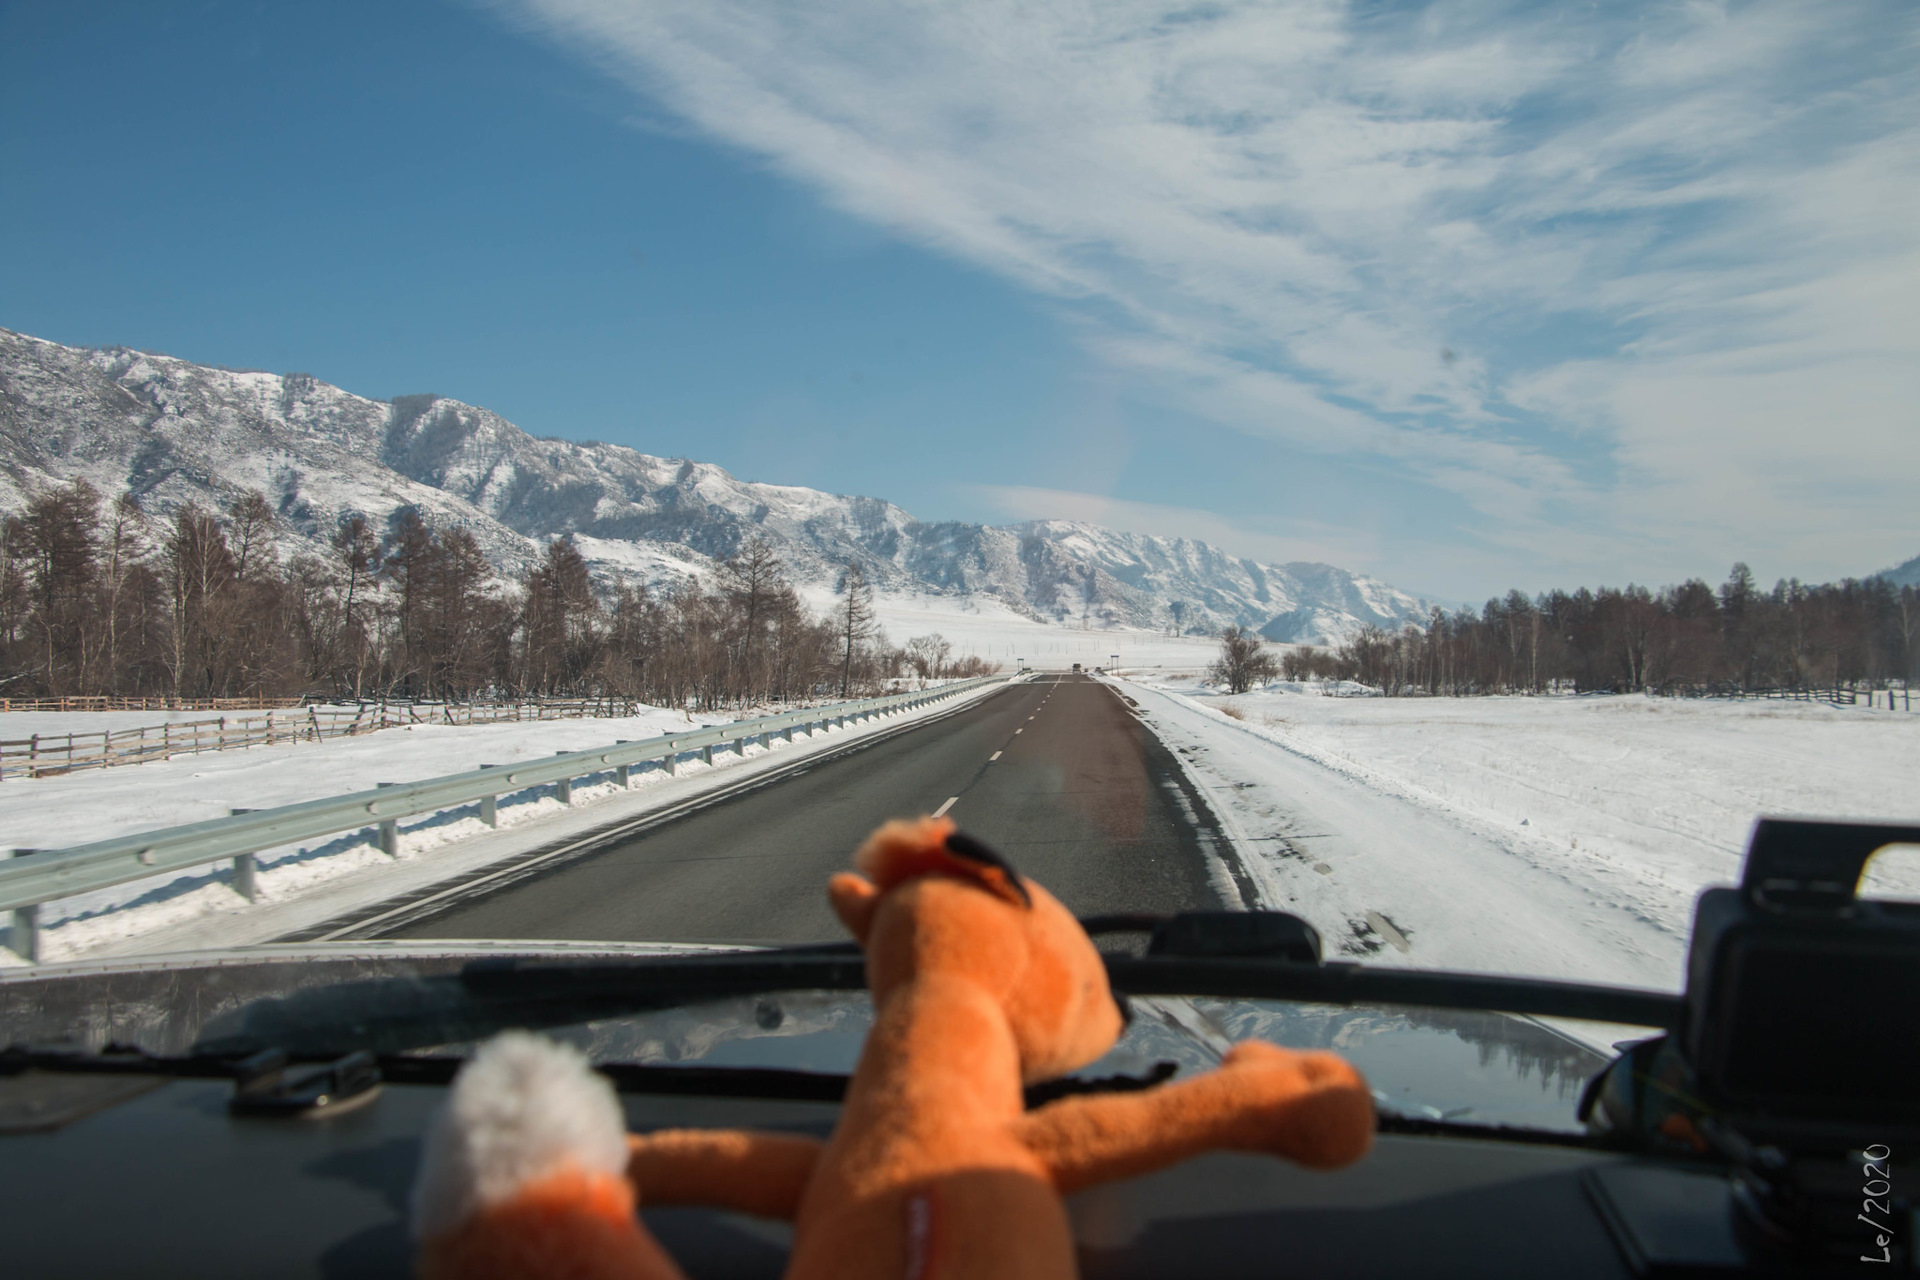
[{"left": 175, "top": 910, "right": 1676, "bottom": 1060}]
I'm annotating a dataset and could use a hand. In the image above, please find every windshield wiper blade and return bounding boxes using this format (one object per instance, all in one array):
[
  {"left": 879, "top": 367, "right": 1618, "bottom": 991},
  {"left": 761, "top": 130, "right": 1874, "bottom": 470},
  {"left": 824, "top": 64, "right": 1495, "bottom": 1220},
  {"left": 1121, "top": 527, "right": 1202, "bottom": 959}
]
[
  {"left": 183, "top": 937, "right": 1677, "bottom": 1060},
  {"left": 1102, "top": 957, "right": 1680, "bottom": 1029},
  {"left": 449, "top": 948, "right": 1679, "bottom": 1029}
]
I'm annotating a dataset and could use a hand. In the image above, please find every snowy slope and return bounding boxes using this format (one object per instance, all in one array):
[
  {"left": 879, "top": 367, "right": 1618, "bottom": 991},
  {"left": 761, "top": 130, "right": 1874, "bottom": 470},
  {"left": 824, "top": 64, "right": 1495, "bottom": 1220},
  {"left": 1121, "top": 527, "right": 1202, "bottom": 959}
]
[{"left": 0, "top": 327, "right": 1428, "bottom": 643}]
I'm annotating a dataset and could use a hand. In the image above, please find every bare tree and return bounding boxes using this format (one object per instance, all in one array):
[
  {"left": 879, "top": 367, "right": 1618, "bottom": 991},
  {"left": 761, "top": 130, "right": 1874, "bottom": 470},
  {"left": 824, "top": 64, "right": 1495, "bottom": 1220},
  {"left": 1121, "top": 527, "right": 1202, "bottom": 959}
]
[
  {"left": 330, "top": 514, "right": 380, "bottom": 696},
  {"left": 6, "top": 479, "right": 102, "bottom": 693},
  {"left": 227, "top": 491, "right": 278, "bottom": 583},
  {"left": 904, "top": 632, "right": 953, "bottom": 681},
  {"left": 163, "top": 503, "right": 239, "bottom": 696},
  {"left": 1210, "top": 625, "right": 1278, "bottom": 694},
  {"left": 836, "top": 560, "right": 876, "bottom": 697},
  {"left": 521, "top": 537, "right": 602, "bottom": 696},
  {"left": 97, "top": 493, "right": 152, "bottom": 693},
  {"left": 724, "top": 534, "right": 785, "bottom": 702}
]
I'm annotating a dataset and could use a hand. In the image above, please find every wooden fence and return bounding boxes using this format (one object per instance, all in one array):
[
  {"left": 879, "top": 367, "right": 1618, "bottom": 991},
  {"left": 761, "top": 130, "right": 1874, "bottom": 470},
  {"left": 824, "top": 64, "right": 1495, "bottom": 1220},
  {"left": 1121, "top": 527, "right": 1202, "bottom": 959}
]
[
  {"left": 1648, "top": 683, "right": 1912, "bottom": 710},
  {"left": 0, "top": 698, "right": 643, "bottom": 781},
  {"left": 0, "top": 695, "right": 306, "bottom": 713}
]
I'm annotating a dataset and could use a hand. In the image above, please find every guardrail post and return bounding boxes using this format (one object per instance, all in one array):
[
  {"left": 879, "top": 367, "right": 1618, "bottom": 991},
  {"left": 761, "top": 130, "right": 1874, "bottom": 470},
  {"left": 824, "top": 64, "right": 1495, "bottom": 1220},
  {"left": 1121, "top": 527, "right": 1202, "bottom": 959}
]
[
  {"left": 783, "top": 726, "right": 794, "bottom": 743},
  {"left": 664, "top": 748, "right": 677, "bottom": 776},
  {"left": 8, "top": 849, "right": 39, "bottom": 963},
  {"left": 701, "top": 744, "right": 715, "bottom": 766},
  {"left": 733, "top": 736, "right": 745, "bottom": 757},
  {"left": 759, "top": 732, "right": 770, "bottom": 750},
  {"left": 477, "top": 767, "right": 501, "bottom": 827},
  {"left": 552, "top": 751, "right": 574, "bottom": 804},
  {"left": 10, "top": 904, "right": 38, "bottom": 964},
  {"left": 375, "top": 783, "right": 400, "bottom": 856},
  {"left": 229, "top": 809, "right": 260, "bottom": 901}
]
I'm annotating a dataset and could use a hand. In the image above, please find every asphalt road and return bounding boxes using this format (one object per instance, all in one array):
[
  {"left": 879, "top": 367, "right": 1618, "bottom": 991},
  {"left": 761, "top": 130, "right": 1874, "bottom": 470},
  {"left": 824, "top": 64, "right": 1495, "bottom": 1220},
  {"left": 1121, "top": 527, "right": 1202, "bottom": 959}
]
[{"left": 376, "top": 675, "right": 1245, "bottom": 946}]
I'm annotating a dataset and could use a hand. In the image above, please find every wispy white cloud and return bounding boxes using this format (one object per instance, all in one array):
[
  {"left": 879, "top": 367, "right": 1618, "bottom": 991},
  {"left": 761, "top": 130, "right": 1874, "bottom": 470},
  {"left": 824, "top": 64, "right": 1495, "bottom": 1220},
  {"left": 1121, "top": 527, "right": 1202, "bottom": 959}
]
[{"left": 493, "top": 0, "right": 1920, "bottom": 589}]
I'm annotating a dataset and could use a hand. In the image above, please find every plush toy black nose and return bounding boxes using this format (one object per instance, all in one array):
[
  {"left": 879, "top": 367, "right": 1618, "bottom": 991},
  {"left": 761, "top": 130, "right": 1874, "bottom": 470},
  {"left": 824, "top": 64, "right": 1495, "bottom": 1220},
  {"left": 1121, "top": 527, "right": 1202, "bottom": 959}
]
[{"left": 943, "top": 830, "right": 1032, "bottom": 906}]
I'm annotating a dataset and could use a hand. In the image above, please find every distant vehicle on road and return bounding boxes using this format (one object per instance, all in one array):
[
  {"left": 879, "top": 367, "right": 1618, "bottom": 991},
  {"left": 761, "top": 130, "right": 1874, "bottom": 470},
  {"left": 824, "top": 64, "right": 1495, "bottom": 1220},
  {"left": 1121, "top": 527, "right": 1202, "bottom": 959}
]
[{"left": 1072, "top": 662, "right": 1082, "bottom": 672}]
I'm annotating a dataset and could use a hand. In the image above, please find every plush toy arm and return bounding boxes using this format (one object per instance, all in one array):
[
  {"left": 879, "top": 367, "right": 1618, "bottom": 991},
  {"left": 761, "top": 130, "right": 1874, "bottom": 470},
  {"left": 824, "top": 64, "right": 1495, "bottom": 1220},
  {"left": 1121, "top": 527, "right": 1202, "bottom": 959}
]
[
  {"left": 1014, "top": 1041, "right": 1374, "bottom": 1196},
  {"left": 626, "top": 1129, "right": 824, "bottom": 1220}
]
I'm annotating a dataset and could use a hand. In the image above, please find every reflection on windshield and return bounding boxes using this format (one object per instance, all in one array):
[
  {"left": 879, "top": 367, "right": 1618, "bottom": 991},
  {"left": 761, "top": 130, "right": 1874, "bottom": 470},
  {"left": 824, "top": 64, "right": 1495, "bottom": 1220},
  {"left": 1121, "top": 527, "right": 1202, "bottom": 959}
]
[
  {"left": 0, "top": 949, "right": 1613, "bottom": 1134},
  {"left": 558, "top": 993, "right": 1608, "bottom": 1134}
]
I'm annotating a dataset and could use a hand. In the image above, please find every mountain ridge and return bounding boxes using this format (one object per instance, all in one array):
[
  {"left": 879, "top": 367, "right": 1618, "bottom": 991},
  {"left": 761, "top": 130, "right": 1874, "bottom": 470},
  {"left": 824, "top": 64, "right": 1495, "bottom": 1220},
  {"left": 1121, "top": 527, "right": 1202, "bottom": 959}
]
[{"left": 0, "top": 326, "right": 1431, "bottom": 643}]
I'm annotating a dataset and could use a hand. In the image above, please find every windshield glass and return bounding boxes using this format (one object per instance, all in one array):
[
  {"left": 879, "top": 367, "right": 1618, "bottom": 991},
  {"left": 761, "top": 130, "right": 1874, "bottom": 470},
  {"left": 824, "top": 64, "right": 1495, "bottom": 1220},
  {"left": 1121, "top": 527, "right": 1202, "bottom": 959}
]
[{"left": 2, "top": 1, "right": 1916, "bottom": 1085}]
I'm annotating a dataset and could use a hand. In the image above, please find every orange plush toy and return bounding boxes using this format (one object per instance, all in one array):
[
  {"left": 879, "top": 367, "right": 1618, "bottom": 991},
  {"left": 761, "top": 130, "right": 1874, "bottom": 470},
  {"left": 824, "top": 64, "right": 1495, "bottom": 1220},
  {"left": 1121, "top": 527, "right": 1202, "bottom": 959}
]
[{"left": 413, "top": 818, "right": 1375, "bottom": 1279}]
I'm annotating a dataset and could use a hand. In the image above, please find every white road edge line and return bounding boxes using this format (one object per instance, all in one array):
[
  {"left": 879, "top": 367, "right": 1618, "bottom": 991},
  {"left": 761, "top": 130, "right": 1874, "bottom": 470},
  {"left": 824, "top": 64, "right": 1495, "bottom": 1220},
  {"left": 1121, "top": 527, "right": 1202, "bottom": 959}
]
[
  {"left": 933, "top": 796, "right": 959, "bottom": 818},
  {"left": 988, "top": 751, "right": 1002, "bottom": 761}
]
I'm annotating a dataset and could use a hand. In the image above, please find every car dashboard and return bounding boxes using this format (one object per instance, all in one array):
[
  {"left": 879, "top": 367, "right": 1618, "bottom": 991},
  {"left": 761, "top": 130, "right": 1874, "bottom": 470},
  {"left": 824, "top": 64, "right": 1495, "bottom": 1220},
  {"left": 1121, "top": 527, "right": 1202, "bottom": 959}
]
[{"left": 0, "top": 1064, "right": 1754, "bottom": 1279}]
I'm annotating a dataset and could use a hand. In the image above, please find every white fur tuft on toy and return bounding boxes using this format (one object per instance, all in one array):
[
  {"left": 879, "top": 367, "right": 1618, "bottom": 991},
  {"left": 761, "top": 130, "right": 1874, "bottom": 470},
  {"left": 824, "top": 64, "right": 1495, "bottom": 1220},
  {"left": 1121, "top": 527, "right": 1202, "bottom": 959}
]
[{"left": 412, "top": 1031, "right": 630, "bottom": 1240}]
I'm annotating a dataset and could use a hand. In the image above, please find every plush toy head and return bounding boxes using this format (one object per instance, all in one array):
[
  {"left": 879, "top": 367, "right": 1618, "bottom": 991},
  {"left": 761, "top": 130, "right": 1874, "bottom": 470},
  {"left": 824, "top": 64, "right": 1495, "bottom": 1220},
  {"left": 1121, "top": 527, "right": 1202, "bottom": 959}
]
[{"left": 827, "top": 816, "right": 1125, "bottom": 1084}]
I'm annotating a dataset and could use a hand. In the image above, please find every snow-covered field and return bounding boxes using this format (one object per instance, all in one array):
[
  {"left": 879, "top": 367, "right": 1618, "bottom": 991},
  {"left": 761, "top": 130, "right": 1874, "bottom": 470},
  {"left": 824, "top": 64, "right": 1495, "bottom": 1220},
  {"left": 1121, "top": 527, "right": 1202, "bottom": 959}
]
[
  {"left": 0, "top": 687, "right": 1005, "bottom": 965},
  {"left": 800, "top": 586, "right": 1238, "bottom": 670},
  {"left": 1121, "top": 675, "right": 1920, "bottom": 997}
]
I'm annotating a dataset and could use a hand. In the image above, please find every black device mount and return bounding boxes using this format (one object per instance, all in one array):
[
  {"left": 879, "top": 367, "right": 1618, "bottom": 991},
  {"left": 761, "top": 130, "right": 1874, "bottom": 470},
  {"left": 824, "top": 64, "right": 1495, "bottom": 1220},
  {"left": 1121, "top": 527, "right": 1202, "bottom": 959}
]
[{"left": 1591, "top": 817, "right": 1920, "bottom": 1272}]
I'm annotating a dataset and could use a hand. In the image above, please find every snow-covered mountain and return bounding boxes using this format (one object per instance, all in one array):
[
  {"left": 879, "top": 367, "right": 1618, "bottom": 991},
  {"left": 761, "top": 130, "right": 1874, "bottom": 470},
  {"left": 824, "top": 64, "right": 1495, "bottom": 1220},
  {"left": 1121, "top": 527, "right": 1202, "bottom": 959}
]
[
  {"left": 1879, "top": 553, "right": 1920, "bottom": 591},
  {"left": 0, "top": 327, "right": 1429, "bottom": 643}
]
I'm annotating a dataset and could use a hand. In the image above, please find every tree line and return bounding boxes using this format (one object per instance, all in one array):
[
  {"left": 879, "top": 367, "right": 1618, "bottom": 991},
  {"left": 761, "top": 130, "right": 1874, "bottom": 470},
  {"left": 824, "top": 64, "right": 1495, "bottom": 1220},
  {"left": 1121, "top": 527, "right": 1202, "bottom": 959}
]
[
  {"left": 1270, "top": 565, "right": 1919, "bottom": 695},
  {"left": 0, "top": 480, "right": 993, "bottom": 706}
]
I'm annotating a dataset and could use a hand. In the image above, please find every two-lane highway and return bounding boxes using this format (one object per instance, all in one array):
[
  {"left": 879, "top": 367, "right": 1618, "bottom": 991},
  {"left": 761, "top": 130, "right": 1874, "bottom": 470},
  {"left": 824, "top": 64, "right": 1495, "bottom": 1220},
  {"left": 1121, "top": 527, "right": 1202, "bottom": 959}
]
[{"left": 361, "top": 675, "right": 1248, "bottom": 946}]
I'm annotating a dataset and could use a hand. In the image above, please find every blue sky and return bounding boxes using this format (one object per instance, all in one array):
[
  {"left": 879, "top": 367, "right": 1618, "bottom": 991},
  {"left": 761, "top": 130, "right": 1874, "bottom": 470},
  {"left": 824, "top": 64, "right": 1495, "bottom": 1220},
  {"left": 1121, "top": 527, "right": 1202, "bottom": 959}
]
[{"left": 4, "top": 1, "right": 1916, "bottom": 602}]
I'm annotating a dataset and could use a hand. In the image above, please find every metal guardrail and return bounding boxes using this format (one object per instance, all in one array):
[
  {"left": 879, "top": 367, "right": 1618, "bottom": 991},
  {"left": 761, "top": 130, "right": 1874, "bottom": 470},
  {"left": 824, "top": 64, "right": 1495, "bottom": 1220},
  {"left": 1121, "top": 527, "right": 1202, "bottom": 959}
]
[{"left": 2, "top": 676, "right": 1010, "bottom": 961}]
